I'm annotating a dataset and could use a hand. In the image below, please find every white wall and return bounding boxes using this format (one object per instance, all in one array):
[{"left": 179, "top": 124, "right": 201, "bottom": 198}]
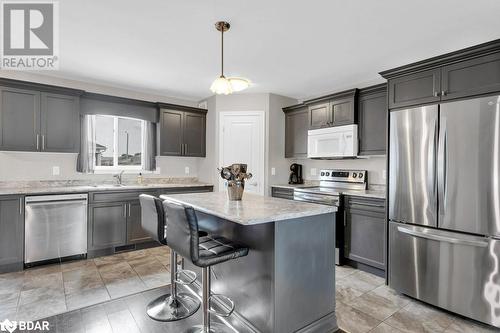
[{"left": 0, "top": 73, "right": 203, "bottom": 181}]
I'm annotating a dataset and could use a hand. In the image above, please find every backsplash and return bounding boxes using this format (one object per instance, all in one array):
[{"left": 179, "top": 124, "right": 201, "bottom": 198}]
[{"left": 288, "top": 155, "right": 386, "bottom": 187}]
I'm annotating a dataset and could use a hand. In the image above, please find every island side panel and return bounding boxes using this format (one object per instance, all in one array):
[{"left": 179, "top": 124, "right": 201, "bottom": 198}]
[
  {"left": 274, "top": 213, "right": 337, "bottom": 333},
  {"left": 185, "top": 211, "right": 276, "bottom": 333}
]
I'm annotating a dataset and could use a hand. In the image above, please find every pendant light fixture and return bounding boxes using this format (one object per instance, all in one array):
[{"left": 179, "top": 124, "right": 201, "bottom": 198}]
[{"left": 210, "top": 21, "right": 250, "bottom": 95}]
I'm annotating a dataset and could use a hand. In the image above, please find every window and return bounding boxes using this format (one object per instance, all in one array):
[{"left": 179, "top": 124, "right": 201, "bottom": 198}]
[{"left": 94, "top": 115, "right": 145, "bottom": 171}]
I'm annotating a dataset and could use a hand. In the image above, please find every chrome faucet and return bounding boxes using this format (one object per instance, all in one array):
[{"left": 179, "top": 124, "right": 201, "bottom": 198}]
[{"left": 113, "top": 171, "right": 125, "bottom": 185}]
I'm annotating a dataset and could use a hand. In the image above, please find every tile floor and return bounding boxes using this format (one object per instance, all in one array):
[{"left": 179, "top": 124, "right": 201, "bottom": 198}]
[
  {"left": 335, "top": 265, "right": 498, "bottom": 333},
  {"left": 0, "top": 247, "right": 173, "bottom": 322},
  {"left": 1, "top": 248, "right": 498, "bottom": 333}
]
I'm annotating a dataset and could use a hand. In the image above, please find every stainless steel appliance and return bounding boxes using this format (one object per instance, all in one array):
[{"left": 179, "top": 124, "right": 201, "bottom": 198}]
[
  {"left": 308, "top": 125, "right": 358, "bottom": 159},
  {"left": 288, "top": 163, "right": 303, "bottom": 184},
  {"left": 25, "top": 193, "right": 88, "bottom": 265},
  {"left": 389, "top": 95, "right": 500, "bottom": 328},
  {"left": 294, "top": 169, "right": 367, "bottom": 264}
]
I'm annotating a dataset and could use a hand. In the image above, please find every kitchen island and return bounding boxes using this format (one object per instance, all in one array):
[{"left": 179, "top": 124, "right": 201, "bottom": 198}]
[{"left": 159, "top": 192, "right": 337, "bottom": 333}]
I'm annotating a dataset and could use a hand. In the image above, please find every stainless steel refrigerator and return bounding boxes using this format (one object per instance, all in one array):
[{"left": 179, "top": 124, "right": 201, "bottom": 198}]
[{"left": 389, "top": 94, "right": 500, "bottom": 328}]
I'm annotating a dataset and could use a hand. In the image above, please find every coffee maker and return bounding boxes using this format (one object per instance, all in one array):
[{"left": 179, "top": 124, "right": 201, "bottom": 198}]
[{"left": 288, "top": 163, "right": 304, "bottom": 184}]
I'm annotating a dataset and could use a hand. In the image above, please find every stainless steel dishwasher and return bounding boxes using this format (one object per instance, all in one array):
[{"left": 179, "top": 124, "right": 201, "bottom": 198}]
[{"left": 25, "top": 193, "right": 88, "bottom": 265}]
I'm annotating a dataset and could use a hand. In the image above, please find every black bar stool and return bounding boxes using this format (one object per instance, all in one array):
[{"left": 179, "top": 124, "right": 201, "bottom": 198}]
[
  {"left": 139, "top": 194, "right": 200, "bottom": 321},
  {"left": 163, "top": 199, "right": 249, "bottom": 333}
]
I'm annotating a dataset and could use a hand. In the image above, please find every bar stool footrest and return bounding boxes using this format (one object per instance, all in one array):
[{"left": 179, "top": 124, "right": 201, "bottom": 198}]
[
  {"left": 174, "top": 269, "right": 197, "bottom": 285},
  {"left": 208, "top": 294, "right": 235, "bottom": 317}
]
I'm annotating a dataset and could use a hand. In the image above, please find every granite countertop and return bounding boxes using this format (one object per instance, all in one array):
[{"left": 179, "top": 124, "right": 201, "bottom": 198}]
[
  {"left": 160, "top": 192, "right": 337, "bottom": 225},
  {"left": 271, "top": 184, "right": 386, "bottom": 199},
  {"left": 0, "top": 182, "right": 214, "bottom": 196}
]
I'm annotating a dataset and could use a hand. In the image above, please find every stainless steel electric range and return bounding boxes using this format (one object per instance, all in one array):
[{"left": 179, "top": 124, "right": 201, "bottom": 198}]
[{"left": 293, "top": 169, "right": 367, "bottom": 265}]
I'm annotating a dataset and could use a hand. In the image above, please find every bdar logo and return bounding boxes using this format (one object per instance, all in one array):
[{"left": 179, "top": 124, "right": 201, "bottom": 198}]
[
  {"left": 0, "top": 319, "right": 17, "bottom": 333},
  {"left": 1, "top": 1, "right": 59, "bottom": 70}
]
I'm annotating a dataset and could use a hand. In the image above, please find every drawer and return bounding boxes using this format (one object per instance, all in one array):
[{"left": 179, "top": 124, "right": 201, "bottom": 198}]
[
  {"left": 271, "top": 187, "right": 294, "bottom": 200},
  {"left": 89, "top": 189, "right": 157, "bottom": 203},
  {"left": 157, "top": 186, "right": 213, "bottom": 196},
  {"left": 345, "top": 196, "right": 385, "bottom": 214}
]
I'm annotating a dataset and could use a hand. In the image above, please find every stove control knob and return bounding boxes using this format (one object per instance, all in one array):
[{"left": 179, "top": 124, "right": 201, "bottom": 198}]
[
  {"left": 326, "top": 172, "right": 330, "bottom": 177},
  {"left": 320, "top": 172, "right": 325, "bottom": 176},
  {"left": 352, "top": 173, "right": 357, "bottom": 178},
  {"left": 359, "top": 173, "right": 364, "bottom": 178}
]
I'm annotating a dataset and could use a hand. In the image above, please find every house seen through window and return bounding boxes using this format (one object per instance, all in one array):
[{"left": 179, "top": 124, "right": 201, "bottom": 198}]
[{"left": 94, "top": 115, "right": 145, "bottom": 170}]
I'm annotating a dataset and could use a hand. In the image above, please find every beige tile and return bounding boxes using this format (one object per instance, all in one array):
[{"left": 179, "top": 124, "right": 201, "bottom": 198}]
[
  {"left": 0, "top": 290, "right": 19, "bottom": 312},
  {"left": 104, "top": 276, "right": 147, "bottom": 299},
  {"left": 19, "top": 286, "right": 65, "bottom": 306},
  {"left": 65, "top": 286, "right": 110, "bottom": 311},
  {"left": 127, "top": 255, "right": 159, "bottom": 269},
  {"left": 93, "top": 254, "right": 125, "bottom": 268},
  {"left": 336, "top": 265, "right": 357, "bottom": 279},
  {"left": 120, "top": 249, "right": 149, "bottom": 260},
  {"left": 336, "top": 283, "right": 364, "bottom": 304},
  {"left": 139, "top": 271, "right": 171, "bottom": 289},
  {"left": 369, "top": 285, "right": 411, "bottom": 309},
  {"left": 337, "top": 271, "right": 383, "bottom": 294},
  {"left": 98, "top": 262, "right": 138, "bottom": 284},
  {"left": 61, "top": 259, "right": 97, "bottom": 272},
  {"left": 444, "top": 317, "right": 499, "bottom": 332},
  {"left": 23, "top": 264, "right": 61, "bottom": 277},
  {"left": 385, "top": 301, "right": 454, "bottom": 333},
  {"left": 336, "top": 301, "right": 381, "bottom": 333},
  {"left": 63, "top": 269, "right": 104, "bottom": 295},
  {"left": 371, "top": 322, "right": 404, "bottom": 333},
  {"left": 22, "top": 272, "right": 63, "bottom": 291},
  {"left": 16, "top": 296, "right": 67, "bottom": 322},
  {"left": 347, "top": 292, "right": 402, "bottom": 321}
]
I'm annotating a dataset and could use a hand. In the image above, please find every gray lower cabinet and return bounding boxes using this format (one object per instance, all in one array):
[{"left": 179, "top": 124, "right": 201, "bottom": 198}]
[
  {"left": 88, "top": 202, "right": 127, "bottom": 250},
  {"left": 0, "top": 85, "right": 80, "bottom": 152},
  {"left": 0, "top": 86, "right": 40, "bottom": 151},
  {"left": 271, "top": 187, "right": 294, "bottom": 200},
  {"left": 159, "top": 108, "right": 207, "bottom": 157},
  {"left": 358, "top": 84, "right": 387, "bottom": 155},
  {"left": 0, "top": 195, "right": 24, "bottom": 272},
  {"left": 40, "top": 92, "right": 80, "bottom": 152},
  {"left": 127, "top": 200, "right": 151, "bottom": 243},
  {"left": 284, "top": 106, "right": 308, "bottom": 158},
  {"left": 344, "top": 196, "right": 386, "bottom": 270}
]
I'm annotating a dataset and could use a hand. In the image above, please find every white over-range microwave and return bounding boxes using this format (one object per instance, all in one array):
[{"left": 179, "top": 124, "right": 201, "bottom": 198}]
[{"left": 307, "top": 125, "right": 358, "bottom": 159}]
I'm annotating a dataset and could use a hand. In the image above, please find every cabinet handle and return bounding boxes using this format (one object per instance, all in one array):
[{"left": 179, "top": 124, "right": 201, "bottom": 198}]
[
  {"left": 433, "top": 91, "right": 440, "bottom": 97},
  {"left": 19, "top": 198, "right": 23, "bottom": 215},
  {"left": 180, "top": 143, "right": 184, "bottom": 155},
  {"left": 128, "top": 203, "right": 131, "bottom": 217},
  {"left": 42, "top": 135, "right": 45, "bottom": 150},
  {"left": 441, "top": 90, "right": 447, "bottom": 97},
  {"left": 36, "top": 134, "right": 40, "bottom": 150},
  {"left": 123, "top": 205, "right": 127, "bottom": 218}
]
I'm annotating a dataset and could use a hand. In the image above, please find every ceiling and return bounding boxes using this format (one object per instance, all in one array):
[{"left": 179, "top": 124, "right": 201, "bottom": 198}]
[{"left": 41, "top": 0, "right": 500, "bottom": 101}]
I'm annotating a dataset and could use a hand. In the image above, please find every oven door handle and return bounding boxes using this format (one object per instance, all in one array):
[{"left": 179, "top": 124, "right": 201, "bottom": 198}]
[{"left": 397, "top": 225, "right": 488, "bottom": 248}]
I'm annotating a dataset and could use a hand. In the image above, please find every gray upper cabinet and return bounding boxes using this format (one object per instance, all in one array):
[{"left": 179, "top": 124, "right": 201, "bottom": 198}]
[
  {"left": 183, "top": 111, "right": 206, "bottom": 157},
  {"left": 159, "top": 106, "right": 207, "bottom": 157},
  {"left": 41, "top": 93, "right": 80, "bottom": 152},
  {"left": 0, "top": 81, "right": 82, "bottom": 153},
  {"left": 387, "top": 69, "right": 441, "bottom": 109},
  {"left": 159, "top": 109, "right": 184, "bottom": 156},
  {"left": 441, "top": 51, "right": 500, "bottom": 100},
  {"left": 0, "top": 195, "right": 24, "bottom": 273},
  {"left": 344, "top": 196, "right": 386, "bottom": 270},
  {"left": 0, "top": 86, "right": 40, "bottom": 151},
  {"left": 308, "top": 102, "right": 330, "bottom": 129},
  {"left": 381, "top": 41, "right": 500, "bottom": 109},
  {"left": 358, "top": 84, "right": 387, "bottom": 156},
  {"left": 331, "top": 97, "right": 356, "bottom": 126},
  {"left": 284, "top": 105, "right": 308, "bottom": 158}
]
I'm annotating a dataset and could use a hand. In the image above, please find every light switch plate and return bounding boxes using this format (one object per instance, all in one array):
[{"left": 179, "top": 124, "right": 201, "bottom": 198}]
[
  {"left": 185, "top": 166, "right": 190, "bottom": 175},
  {"left": 271, "top": 167, "right": 276, "bottom": 176},
  {"left": 310, "top": 168, "right": 317, "bottom": 176},
  {"left": 52, "top": 166, "right": 60, "bottom": 176}
]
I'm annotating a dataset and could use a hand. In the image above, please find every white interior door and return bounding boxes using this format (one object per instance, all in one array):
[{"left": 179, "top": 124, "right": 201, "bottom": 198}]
[{"left": 219, "top": 111, "right": 265, "bottom": 195}]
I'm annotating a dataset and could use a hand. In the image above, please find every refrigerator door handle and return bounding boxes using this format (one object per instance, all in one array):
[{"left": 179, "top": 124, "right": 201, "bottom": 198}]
[
  {"left": 397, "top": 225, "right": 488, "bottom": 248},
  {"left": 438, "top": 117, "right": 447, "bottom": 214},
  {"left": 428, "top": 117, "right": 438, "bottom": 197}
]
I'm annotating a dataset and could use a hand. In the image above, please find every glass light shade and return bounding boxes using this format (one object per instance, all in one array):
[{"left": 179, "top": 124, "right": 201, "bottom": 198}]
[
  {"left": 228, "top": 77, "right": 251, "bottom": 92},
  {"left": 210, "top": 76, "right": 233, "bottom": 95}
]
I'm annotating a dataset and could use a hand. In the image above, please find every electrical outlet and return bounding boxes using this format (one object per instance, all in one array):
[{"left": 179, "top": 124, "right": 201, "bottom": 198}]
[
  {"left": 271, "top": 167, "right": 276, "bottom": 176},
  {"left": 52, "top": 166, "right": 60, "bottom": 176},
  {"left": 185, "top": 166, "right": 190, "bottom": 175},
  {"left": 310, "top": 168, "right": 317, "bottom": 176}
]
